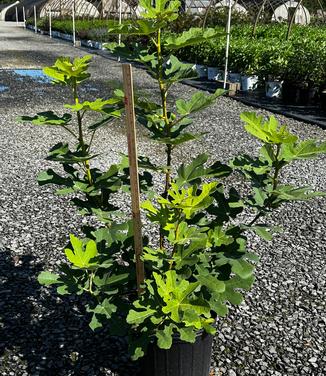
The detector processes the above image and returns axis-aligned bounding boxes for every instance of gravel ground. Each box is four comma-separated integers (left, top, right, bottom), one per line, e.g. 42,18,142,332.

0,22,325,376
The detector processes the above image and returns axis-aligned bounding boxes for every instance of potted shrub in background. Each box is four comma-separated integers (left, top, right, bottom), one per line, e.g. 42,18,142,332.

260,41,293,98
228,39,249,86
204,40,224,81
283,39,325,105
21,2,326,376
236,40,262,92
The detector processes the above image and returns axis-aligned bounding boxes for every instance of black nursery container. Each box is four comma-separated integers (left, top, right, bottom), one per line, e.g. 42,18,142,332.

282,81,318,105
139,330,214,376
320,90,326,112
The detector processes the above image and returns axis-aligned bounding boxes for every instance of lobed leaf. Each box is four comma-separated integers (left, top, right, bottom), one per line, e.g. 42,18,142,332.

241,112,298,144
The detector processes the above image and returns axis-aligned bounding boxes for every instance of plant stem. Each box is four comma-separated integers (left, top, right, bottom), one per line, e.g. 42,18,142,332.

72,79,93,185
169,216,181,270
87,129,96,153
157,28,172,197
89,271,94,294
156,27,173,249
247,144,281,226
272,144,281,191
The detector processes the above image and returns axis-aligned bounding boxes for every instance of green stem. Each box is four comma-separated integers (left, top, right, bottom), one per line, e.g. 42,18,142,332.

156,27,173,250
87,129,96,153
169,215,181,270
61,124,78,139
247,144,282,226
157,28,172,197
72,79,93,185
272,144,281,191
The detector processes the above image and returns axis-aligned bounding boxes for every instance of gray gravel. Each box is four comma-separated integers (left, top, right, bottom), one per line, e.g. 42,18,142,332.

0,22,326,376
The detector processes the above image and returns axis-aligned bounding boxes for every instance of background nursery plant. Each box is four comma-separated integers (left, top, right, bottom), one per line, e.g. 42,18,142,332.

20,1,326,375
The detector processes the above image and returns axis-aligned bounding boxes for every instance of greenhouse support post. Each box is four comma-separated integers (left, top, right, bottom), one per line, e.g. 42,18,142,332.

223,0,232,89
286,0,304,40
118,0,122,46
118,0,122,62
49,7,52,38
34,6,37,33
22,6,26,28
72,1,76,46
122,63,145,296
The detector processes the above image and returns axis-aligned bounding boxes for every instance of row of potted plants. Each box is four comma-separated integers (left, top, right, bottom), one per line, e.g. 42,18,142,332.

27,16,326,105
179,31,326,105
21,3,326,374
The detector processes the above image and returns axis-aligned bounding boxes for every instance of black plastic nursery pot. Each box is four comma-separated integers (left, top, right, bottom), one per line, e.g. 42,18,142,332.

138,330,214,376
320,90,326,112
282,81,318,105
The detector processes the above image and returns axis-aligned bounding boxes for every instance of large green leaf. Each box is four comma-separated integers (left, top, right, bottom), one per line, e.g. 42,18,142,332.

229,259,255,279
65,236,98,268
156,324,174,349
127,307,157,325
87,298,117,330
175,154,232,187
196,273,225,294
43,55,91,85
164,28,221,50
38,271,60,285
163,55,197,85
167,221,208,246
240,112,298,144
273,185,326,201
37,169,73,188
18,111,72,126
280,140,326,161
47,142,98,163
178,327,196,342
209,226,234,247
139,0,180,21
163,182,218,219
107,19,164,36
176,90,224,116
65,98,120,112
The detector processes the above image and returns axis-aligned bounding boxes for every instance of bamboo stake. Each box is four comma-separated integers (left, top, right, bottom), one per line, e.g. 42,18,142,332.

122,64,145,295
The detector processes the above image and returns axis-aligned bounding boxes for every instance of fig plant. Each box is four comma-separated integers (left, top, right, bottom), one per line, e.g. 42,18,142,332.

19,55,153,223
22,0,326,367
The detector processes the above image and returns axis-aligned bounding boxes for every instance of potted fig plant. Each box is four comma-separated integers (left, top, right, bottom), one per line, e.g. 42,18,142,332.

21,2,326,376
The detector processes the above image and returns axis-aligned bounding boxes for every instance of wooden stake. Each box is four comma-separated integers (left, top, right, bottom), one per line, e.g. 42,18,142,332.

122,64,145,295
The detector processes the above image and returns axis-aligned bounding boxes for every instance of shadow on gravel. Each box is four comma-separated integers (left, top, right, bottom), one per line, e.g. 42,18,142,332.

0,250,138,376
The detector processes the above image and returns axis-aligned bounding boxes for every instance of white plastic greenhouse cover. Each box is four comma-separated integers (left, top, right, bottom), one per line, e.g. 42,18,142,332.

102,0,141,17
215,0,247,14
39,0,100,18
272,1,311,24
